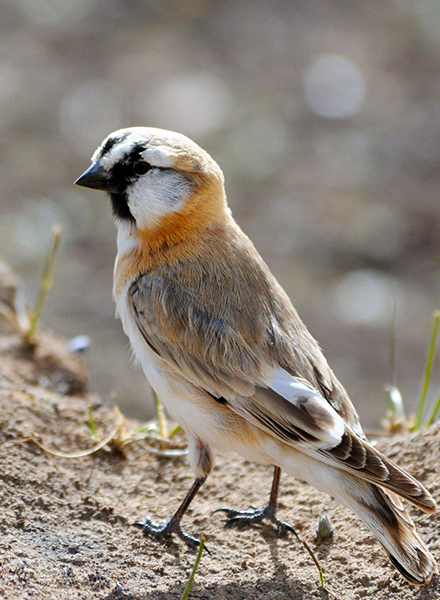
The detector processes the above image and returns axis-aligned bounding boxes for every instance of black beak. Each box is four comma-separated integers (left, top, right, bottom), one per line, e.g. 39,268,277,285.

74,161,112,191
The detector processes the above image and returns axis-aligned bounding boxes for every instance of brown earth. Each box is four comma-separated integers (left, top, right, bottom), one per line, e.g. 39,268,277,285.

0,268,439,600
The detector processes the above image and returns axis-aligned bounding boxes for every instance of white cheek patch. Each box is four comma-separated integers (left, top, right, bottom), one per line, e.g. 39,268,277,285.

127,169,193,229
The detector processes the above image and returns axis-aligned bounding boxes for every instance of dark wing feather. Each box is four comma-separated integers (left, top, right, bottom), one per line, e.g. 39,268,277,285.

232,383,435,512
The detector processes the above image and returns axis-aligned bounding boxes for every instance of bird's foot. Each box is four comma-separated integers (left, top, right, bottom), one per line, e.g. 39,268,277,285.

211,503,295,535
133,515,203,550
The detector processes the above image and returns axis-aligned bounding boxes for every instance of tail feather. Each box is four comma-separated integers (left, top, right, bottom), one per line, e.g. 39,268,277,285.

320,429,437,514
279,437,437,583
340,479,437,585
370,449,436,515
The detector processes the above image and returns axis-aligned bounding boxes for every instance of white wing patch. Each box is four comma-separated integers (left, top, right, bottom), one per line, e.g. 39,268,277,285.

268,366,345,448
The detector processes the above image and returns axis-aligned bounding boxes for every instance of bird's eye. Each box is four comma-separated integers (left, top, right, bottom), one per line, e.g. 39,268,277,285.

133,161,151,175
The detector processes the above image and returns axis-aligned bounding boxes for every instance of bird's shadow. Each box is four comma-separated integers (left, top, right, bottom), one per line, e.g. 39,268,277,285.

105,575,326,600
151,578,323,600
128,521,330,599
124,519,440,600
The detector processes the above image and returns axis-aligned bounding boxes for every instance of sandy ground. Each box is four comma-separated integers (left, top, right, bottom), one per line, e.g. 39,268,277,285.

0,273,439,600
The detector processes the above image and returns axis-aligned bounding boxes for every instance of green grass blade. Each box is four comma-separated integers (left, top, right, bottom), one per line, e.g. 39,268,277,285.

168,424,182,438
414,311,440,430
180,536,205,600
87,406,98,442
426,387,440,427
26,224,62,341
153,389,168,439
292,529,324,588
389,300,398,388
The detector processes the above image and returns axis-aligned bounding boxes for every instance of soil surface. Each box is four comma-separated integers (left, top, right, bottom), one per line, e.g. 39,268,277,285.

0,269,439,600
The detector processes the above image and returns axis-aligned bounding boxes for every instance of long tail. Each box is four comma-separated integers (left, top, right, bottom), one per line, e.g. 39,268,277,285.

335,476,437,585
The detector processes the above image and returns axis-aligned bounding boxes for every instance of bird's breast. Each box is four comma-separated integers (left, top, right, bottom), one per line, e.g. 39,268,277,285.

114,279,167,392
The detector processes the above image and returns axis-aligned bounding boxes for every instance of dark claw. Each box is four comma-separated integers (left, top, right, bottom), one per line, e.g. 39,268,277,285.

211,505,296,536
133,515,209,552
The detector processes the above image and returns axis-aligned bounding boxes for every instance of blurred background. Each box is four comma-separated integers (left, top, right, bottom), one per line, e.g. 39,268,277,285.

1,0,440,428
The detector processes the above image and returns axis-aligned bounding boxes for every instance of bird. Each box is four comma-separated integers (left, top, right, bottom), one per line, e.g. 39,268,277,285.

75,126,437,585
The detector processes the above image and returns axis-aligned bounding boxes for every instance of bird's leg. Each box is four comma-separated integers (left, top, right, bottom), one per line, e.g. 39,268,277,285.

134,439,212,550
212,466,295,535
133,476,206,549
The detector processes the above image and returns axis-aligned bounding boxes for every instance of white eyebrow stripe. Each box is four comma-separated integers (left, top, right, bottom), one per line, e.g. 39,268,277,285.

93,135,176,172
140,147,175,168
98,139,142,169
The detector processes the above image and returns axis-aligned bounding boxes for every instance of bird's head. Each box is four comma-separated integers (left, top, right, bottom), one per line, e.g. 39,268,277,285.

75,127,227,233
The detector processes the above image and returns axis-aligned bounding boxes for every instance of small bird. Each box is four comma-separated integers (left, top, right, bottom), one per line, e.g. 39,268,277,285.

75,127,437,585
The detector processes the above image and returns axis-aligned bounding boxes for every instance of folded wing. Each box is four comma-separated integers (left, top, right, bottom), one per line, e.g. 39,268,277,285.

234,366,435,513
129,273,436,514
